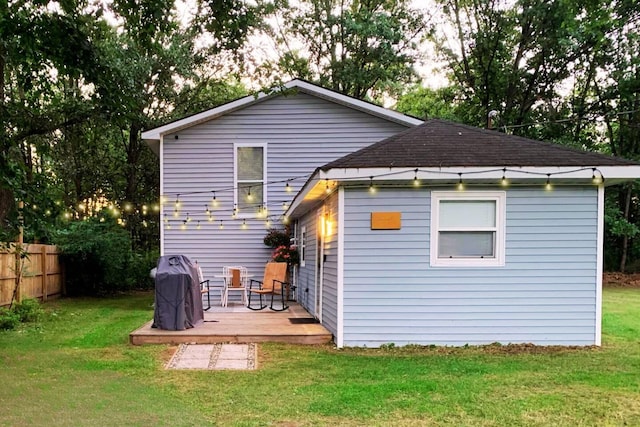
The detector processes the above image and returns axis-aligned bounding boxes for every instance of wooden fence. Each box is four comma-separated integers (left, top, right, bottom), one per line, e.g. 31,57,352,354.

0,244,63,306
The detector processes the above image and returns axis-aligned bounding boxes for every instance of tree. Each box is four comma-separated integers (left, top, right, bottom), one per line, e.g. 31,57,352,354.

267,0,430,101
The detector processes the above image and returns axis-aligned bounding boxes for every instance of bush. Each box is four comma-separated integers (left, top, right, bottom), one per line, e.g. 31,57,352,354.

0,307,20,330
126,249,159,290
53,217,135,296
12,298,44,322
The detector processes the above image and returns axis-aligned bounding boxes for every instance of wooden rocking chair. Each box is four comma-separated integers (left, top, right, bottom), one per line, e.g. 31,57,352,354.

247,262,289,311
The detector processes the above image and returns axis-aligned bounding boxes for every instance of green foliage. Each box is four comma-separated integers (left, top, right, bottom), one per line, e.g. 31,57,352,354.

0,307,20,330
52,217,135,295
263,228,291,248
270,0,429,101
126,249,159,291
395,86,461,121
11,298,44,323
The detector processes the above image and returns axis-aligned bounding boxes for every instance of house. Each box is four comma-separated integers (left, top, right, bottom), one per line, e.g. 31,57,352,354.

141,80,422,304
287,119,640,348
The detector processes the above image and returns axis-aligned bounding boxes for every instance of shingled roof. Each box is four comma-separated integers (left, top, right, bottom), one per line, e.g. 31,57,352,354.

321,119,637,170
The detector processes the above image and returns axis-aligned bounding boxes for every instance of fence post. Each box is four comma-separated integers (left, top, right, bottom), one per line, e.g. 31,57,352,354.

41,245,48,301
14,201,24,303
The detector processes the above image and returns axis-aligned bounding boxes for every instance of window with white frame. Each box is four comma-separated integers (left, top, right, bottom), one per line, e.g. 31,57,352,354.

235,144,266,214
430,191,506,267
300,225,307,267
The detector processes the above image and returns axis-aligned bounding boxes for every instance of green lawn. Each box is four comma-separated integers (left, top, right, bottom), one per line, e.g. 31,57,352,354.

1,289,639,426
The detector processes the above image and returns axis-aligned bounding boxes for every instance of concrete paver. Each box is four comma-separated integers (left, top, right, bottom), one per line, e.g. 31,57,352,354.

166,343,256,370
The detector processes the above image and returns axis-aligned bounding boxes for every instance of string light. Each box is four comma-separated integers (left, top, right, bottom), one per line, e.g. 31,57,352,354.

219,220,224,229
285,182,292,193
181,220,187,230
241,219,248,229
325,179,331,194
196,220,201,230
545,174,552,191
413,169,420,187
247,187,253,201
501,168,508,187
369,176,376,194
211,192,218,207
457,173,464,191
175,195,181,209
265,219,271,228
592,168,604,185
282,201,288,210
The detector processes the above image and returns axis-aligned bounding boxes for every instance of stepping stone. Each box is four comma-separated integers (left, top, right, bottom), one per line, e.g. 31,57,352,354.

165,343,257,370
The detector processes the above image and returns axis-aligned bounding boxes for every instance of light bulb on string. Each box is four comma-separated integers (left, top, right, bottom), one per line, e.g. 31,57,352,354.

369,176,376,194
196,220,201,230
185,213,191,223
285,182,292,193
164,213,168,223
282,201,288,210
413,169,420,187
246,187,253,201
232,204,238,218
175,195,181,209
457,173,464,191
592,168,604,185
325,179,331,194
501,168,508,187
241,219,248,230
180,220,187,231
265,219,271,228
545,174,552,191
211,191,218,207
219,220,224,230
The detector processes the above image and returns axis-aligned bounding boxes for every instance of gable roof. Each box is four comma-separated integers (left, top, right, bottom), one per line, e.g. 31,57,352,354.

322,119,638,170
141,79,423,154
286,119,640,219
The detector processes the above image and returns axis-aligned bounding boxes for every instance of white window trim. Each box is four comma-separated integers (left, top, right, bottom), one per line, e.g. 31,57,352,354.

300,225,307,267
430,191,506,267
233,142,268,218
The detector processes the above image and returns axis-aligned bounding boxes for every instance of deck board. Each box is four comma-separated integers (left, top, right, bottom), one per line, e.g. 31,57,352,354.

129,303,333,346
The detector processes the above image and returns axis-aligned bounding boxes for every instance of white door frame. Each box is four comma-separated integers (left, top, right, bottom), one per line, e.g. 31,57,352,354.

314,209,324,322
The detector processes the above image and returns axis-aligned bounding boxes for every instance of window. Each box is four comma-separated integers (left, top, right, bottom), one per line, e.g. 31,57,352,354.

235,144,266,215
300,226,307,267
430,191,506,267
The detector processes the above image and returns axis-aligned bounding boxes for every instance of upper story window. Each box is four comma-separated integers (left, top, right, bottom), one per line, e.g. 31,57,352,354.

235,143,267,215
430,191,506,267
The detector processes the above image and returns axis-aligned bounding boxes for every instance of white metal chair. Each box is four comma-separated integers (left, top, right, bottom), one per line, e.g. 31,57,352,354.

196,262,223,311
222,266,248,307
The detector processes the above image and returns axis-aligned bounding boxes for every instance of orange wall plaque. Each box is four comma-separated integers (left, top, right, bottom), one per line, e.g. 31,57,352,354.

371,212,401,230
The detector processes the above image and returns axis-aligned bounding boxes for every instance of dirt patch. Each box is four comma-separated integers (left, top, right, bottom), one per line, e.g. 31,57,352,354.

603,273,640,288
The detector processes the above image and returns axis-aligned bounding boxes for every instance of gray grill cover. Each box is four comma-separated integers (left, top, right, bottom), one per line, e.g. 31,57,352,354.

152,255,204,330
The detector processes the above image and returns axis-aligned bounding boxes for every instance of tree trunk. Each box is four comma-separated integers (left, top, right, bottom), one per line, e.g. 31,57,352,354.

620,184,633,272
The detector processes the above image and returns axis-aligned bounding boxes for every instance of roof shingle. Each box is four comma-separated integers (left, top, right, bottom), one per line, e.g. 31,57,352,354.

321,119,638,170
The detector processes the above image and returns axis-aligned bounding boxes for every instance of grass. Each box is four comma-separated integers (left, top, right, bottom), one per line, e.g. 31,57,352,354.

0,289,639,426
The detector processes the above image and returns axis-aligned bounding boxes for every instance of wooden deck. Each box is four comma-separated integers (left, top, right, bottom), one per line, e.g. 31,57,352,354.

129,303,333,346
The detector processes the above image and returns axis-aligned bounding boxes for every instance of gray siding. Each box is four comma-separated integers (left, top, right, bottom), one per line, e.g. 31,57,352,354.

162,93,408,303
342,186,598,347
